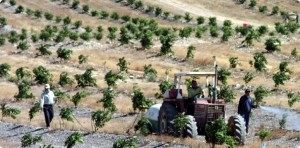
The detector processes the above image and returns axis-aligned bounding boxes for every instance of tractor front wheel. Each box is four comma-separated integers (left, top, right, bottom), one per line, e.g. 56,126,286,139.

228,115,246,145
183,115,198,138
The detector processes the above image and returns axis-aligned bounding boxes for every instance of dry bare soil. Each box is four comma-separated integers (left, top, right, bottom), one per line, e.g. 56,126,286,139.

0,0,300,147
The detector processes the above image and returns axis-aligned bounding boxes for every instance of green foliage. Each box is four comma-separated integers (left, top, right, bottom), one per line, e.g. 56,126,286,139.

98,88,117,112
254,85,270,106
287,92,300,107
71,91,89,108
179,27,193,38
0,63,11,77
134,0,143,9
29,102,41,121
258,129,270,141
0,16,7,28
57,47,73,61
91,10,99,17
243,72,255,86
218,85,235,103
209,17,217,26
131,86,153,112
80,32,92,41
62,0,69,5
8,30,19,44
34,10,42,18
74,20,82,29
107,27,118,41
63,16,72,26
1,103,21,120
17,41,30,51
259,5,268,13
31,34,38,43
286,22,299,33
163,11,170,19
36,44,51,56
159,28,176,55
222,26,233,41
60,107,74,122
159,80,173,95
58,72,73,87
127,0,136,5
112,137,138,148
16,67,31,80
205,118,237,147
154,7,162,16
134,116,152,135
53,89,70,103
117,57,129,73
71,0,80,9
229,57,238,68
104,70,125,88
253,52,267,72
186,45,196,60
20,29,29,41
82,4,89,13
210,26,219,37
16,5,25,13
265,38,281,53
55,16,62,23
241,30,260,47
21,133,42,148
44,12,54,21
78,55,88,64
174,113,188,137
9,0,16,6
173,14,182,21
195,26,207,38
235,25,253,36
33,66,52,84
272,6,280,15
197,16,205,25
184,12,193,23
75,68,97,87
91,110,111,131
118,27,132,45
236,0,246,4
223,20,232,27
257,25,269,35
111,12,120,21
249,0,257,8
143,64,157,82
275,22,289,35
279,114,287,129
272,71,290,88
291,48,298,58
15,81,35,100
140,30,153,50
0,34,6,46
121,15,131,22
100,10,109,19
217,68,231,85
64,132,83,148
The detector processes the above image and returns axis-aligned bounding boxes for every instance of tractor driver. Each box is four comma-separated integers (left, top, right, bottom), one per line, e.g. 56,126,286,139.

188,80,204,100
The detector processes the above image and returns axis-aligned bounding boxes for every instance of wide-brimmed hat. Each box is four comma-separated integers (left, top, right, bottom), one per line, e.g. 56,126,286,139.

45,84,50,89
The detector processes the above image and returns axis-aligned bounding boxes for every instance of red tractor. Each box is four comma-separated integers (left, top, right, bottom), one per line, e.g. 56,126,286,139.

156,65,246,144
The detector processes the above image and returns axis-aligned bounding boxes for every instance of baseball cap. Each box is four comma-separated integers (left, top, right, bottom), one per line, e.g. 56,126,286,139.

245,89,251,93
45,84,50,89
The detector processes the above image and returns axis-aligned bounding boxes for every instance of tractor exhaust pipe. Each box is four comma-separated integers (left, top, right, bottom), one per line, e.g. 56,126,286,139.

213,64,218,103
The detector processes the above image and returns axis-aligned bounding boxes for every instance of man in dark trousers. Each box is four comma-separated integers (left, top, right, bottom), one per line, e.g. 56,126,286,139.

40,84,56,128
238,89,256,134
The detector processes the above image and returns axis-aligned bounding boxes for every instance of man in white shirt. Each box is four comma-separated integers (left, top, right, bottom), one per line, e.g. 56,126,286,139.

40,84,56,128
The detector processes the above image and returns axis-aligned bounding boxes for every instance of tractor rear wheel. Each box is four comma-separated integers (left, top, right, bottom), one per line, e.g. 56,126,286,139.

183,115,198,138
158,103,177,135
228,115,246,145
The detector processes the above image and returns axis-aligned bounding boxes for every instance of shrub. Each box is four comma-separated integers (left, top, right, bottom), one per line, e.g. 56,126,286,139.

34,10,42,18
174,113,188,137
16,67,31,80
265,38,281,53
111,12,120,21
55,16,62,23
74,20,82,29
78,55,88,64
36,44,51,56
254,85,270,106
134,116,152,135
259,6,268,13
131,86,153,112
229,57,238,68
98,88,117,112
91,10,99,17
64,132,83,148
154,7,162,16
0,17,7,28
29,102,41,121
208,17,217,26
21,133,42,147
291,48,298,58
210,26,219,37
71,91,89,108
57,48,73,61
205,118,237,147
140,30,153,50
257,25,269,35
279,114,287,129
243,72,255,86
258,129,270,141
15,5,25,13
197,16,205,25
107,27,118,41
63,16,72,26
273,71,290,88
186,45,196,60
17,41,30,51
9,0,16,6
0,34,5,46
33,66,52,84
272,6,279,15
179,27,193,38
74,68,97,87
159,28,176,55
82,4,89,13
104,70,125,88
117,57,129,73
71,0,80,9
218,85,235,103
59,72,73,87
143,64,157,81
253,52,267,72
1,103,21,120
100,10,109,19
91,110,111,131
112,137,137,148
44,12,54,21
60,107,74,122
184,12,193,23
15,81,35,101
287,92,300,107
249,0,256,8
217,68,231,85
0,63,11,77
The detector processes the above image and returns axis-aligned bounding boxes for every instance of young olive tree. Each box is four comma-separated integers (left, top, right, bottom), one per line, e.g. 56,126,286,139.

131,85,153,112
74,68,97,87
243,72,255,86
254,85,270,106
217,68,231,85
57,47,73,61
1,103,21,120
253,52,267,72
229,57,239,68
186,45,196,60
64,132,83,148
91,110,111,132
15,81,35,101
265,38,281,53
59,72,73,87
33,66,52,84
0,63,11,77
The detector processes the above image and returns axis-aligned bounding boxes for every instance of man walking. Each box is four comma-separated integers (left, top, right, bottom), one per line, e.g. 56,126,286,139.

40,84,56,128
238,89,256,134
